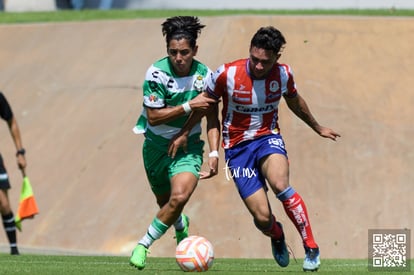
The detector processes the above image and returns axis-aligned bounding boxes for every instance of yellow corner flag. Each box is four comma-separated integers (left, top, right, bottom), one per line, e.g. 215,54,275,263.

15,175,39,231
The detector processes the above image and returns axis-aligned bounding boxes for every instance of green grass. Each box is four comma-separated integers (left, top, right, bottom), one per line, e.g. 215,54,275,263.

1,7,412,275
0,8,413,24
0,254,412,274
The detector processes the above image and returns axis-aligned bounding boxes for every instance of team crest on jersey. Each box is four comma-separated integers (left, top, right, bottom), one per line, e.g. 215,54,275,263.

193,75,204,92
269,80,279,92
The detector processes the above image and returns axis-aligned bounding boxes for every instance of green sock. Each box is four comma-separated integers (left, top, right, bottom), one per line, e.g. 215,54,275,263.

139,217,169,248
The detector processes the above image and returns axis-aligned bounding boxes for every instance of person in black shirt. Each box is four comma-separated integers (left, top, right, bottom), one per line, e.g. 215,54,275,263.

0,92,26,255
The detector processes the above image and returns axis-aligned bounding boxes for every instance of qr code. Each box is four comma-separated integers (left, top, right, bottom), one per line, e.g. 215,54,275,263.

368,229,411,272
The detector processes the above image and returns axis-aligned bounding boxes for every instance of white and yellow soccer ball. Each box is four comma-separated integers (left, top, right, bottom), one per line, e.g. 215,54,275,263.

176,235,214,272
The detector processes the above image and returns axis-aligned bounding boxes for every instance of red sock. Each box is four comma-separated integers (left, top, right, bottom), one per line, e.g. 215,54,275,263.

282,191,318,248
255,215,283,240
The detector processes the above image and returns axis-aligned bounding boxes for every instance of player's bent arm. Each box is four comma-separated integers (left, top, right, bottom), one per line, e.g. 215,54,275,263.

284,94,341,141
204,102,220,178
168,93,217,158
146,93,217,126
146,104,189,126
206,102,220,153
176,92,216,136
284,94,321,133
167,111,206,158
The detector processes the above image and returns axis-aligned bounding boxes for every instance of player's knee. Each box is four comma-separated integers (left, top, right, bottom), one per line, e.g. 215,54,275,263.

253,212,272,228
169,193,190,210
271,180,290,194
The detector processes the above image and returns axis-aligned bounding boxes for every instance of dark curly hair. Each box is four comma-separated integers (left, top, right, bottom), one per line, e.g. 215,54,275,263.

161,16,205,49
250,26,286,54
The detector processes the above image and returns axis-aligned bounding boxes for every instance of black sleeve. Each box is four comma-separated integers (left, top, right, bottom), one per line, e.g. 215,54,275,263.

0,92,14,121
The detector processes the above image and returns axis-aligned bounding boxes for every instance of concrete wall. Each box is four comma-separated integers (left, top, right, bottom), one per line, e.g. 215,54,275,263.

0,16,413,260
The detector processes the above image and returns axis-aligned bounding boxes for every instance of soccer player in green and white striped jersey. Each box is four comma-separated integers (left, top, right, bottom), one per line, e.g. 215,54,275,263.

130,16,219,270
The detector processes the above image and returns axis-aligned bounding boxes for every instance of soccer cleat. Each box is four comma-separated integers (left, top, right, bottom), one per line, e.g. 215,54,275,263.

175,214,190,245
129,244,148,270
11,247,20,255
303,246,320,272
271,222,289,267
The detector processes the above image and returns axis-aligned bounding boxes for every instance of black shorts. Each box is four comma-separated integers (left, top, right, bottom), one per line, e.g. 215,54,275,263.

0,154,11,189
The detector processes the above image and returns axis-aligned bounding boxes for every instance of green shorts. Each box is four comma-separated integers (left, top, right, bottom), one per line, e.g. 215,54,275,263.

142,138,204,195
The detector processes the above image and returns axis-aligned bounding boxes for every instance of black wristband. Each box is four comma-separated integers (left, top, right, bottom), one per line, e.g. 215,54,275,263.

16,148,26,156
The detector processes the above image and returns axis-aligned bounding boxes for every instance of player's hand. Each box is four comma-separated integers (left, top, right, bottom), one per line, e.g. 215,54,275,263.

317,126,341,141
199,156,218,179
168,133,188,159
16,154,27,170
189,93,218,112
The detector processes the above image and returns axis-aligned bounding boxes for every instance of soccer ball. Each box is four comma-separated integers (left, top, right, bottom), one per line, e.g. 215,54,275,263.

176,235,214,272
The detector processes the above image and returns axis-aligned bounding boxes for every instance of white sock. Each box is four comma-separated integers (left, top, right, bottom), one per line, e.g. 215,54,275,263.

174,214,184,231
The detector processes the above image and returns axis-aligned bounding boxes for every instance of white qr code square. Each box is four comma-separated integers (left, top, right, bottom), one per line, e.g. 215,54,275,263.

369,229,411,272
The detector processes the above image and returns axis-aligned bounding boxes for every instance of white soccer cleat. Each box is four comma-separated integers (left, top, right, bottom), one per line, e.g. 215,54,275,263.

303,246,320,272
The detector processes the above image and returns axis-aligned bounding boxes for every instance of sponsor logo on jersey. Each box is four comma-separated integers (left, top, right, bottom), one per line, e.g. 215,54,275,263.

149,94,158,102
235,104,276,113
233,90,252,104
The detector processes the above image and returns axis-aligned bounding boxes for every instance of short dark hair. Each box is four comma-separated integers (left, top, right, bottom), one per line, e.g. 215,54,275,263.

250,26,286,54
161,16,205,49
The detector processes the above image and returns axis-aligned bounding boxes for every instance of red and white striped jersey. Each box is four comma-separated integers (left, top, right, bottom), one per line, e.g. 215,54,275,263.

207,58,298,149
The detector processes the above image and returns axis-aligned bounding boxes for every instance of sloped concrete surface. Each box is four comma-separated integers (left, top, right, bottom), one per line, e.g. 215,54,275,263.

0,16,413,259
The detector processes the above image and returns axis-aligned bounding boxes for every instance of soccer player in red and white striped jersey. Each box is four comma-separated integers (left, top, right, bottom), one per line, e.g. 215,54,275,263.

170,26,340,272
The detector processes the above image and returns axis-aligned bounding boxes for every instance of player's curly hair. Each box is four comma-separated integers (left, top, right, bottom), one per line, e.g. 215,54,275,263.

250,26,286,54
161,16,205,49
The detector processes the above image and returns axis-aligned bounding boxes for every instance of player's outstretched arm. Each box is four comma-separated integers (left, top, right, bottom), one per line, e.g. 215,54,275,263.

284,94,341,141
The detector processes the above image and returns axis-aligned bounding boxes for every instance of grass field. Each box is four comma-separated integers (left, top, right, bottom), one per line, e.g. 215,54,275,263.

0,8,413,24
1,7,412,275
1,253,412,274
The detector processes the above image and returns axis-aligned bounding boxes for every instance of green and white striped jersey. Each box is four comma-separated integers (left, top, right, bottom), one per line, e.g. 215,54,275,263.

133,57,212,146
